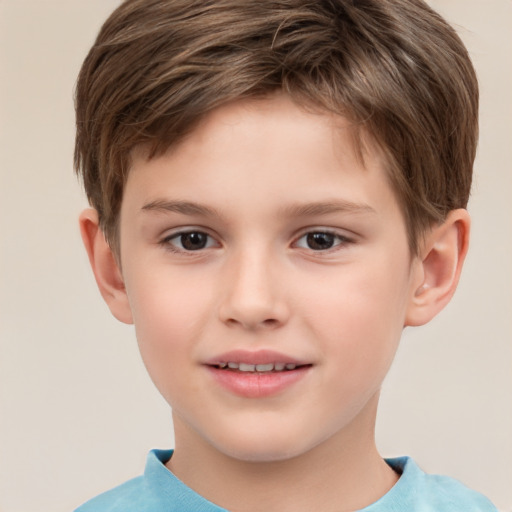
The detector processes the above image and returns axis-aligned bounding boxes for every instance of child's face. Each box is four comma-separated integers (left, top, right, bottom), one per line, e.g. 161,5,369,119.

117,94,423,462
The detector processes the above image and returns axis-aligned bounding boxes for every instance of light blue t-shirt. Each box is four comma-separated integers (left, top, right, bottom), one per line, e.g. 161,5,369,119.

75,449,497,511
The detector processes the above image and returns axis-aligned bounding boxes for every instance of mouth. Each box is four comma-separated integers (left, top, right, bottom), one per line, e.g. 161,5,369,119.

211,361,311,373
205,350,312,398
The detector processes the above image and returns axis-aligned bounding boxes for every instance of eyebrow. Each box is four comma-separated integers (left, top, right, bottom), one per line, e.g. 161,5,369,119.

141,198,376,219
280,200,376,217
141,199,221,217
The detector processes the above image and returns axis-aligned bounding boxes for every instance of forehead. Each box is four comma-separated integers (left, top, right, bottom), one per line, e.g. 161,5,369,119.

123,94,398,222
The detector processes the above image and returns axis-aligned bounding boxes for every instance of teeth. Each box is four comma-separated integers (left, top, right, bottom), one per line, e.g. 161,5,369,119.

217,362,300,372
255,363,274,372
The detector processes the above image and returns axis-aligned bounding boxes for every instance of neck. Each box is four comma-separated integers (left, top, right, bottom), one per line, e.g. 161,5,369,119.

167,393,398,512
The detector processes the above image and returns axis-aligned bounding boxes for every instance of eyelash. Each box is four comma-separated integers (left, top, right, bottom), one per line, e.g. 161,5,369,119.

293,230,353,252
160,230,218,254
159,229,354,254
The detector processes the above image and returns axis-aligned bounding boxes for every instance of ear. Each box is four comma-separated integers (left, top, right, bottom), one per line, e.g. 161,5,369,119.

79,208,133,324
405,209,470,327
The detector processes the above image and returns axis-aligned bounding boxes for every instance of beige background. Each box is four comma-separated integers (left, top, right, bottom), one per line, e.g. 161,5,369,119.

0,1,511,511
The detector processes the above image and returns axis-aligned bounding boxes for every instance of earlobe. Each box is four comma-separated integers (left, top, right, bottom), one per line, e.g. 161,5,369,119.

79,208,133,324
405,209,470,327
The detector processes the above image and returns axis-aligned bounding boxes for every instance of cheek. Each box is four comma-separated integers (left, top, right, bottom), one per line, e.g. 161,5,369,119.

125,272,213,392
306,259,411,382
128,265,211,333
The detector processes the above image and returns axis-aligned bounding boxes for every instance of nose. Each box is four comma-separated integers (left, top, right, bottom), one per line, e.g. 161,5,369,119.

218,249,290,331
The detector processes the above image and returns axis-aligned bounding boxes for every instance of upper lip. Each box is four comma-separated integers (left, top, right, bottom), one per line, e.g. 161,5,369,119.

204,349,310,366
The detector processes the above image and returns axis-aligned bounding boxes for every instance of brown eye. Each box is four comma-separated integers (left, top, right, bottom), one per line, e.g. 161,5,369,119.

180,232,208,250
166,231,216,251
306,232,336,250
295,231,351,252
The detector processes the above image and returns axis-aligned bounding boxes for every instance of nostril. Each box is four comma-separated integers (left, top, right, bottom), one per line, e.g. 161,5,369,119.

224,317,280,330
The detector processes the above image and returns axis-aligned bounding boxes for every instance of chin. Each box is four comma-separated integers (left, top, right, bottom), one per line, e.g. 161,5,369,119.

224,447,302,464
210,428,317,464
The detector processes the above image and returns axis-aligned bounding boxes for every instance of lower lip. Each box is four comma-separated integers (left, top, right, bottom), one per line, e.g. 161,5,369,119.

206,366,311,398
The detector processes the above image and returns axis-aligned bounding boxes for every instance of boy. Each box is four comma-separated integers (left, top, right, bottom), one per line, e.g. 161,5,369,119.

73,0,497,510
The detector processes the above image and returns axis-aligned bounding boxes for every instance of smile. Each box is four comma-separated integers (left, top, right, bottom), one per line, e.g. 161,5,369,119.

205,351,312,398
214,362,303,372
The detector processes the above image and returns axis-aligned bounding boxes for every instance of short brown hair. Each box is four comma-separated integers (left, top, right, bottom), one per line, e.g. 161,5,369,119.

74,0,478,254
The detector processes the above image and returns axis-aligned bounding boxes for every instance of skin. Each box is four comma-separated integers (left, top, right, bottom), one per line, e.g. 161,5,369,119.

81,94,470,512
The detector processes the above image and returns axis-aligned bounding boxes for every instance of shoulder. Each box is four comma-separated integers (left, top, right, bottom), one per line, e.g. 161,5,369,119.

369,457,498,512
74,476,149,512
419,473,497,512
74,449,227,512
